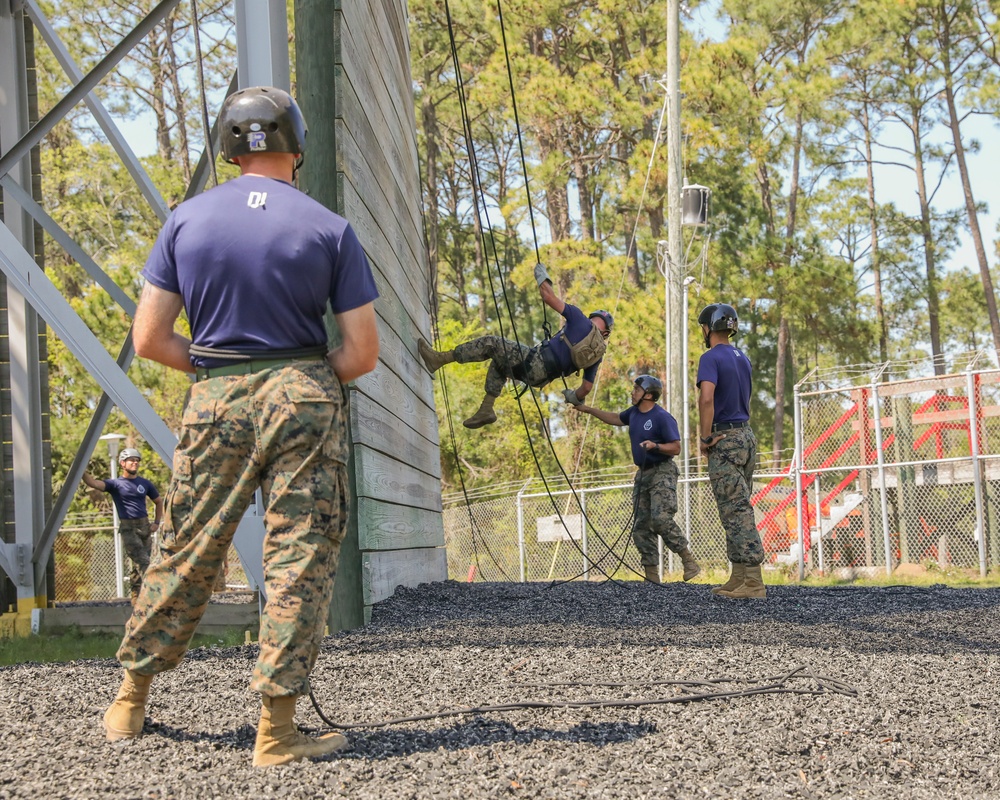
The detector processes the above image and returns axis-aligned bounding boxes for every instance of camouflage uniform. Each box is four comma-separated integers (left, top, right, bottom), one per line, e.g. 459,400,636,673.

454,336,551,396
117,518,152,601
118,360,347,698
631,459,686,566
707,426,764,565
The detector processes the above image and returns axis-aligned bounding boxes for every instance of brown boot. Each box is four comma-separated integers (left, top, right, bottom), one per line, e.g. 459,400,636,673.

643,565,660,584
679,548,701,581
253,695,349,768
711,563,745,595
716,564,767,599
463,394,498,429
103,670,153,741
418,340,455,373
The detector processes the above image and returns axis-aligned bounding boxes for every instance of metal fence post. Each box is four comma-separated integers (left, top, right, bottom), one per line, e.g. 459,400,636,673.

966,366,988,578
814,476,823,575
871,376,893,575
517,481,527,583
794,380,805,580
581,488,589,581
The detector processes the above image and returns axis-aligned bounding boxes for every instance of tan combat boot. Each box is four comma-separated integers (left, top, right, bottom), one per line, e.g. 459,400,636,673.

463,394,498,429
643,565,660,584
103,669,154,741
710,563,745,595
418,340,455,373
716,564,767,599
679,548,701,581
253,695,349,768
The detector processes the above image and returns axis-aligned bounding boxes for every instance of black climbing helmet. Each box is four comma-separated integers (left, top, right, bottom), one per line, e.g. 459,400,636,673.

697,303,739,335
219,87,308,164
634,374,662,402
588,310,614,336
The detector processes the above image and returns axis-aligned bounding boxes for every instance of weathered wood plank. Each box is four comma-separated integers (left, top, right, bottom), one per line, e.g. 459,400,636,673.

354,444,442,512
351,392,440,477
334,109,425,310
334,62,422,261
370,305,434,406
334,16,427,303
353,343,436,445
338,2,417,184
357,497,444,551
339,170,429,337
362,547,448,606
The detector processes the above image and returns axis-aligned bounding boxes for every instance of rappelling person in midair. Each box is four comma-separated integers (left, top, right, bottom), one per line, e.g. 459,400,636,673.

418,262,613,428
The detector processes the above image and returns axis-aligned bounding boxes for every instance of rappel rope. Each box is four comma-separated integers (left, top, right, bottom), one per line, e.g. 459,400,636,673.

441,0,685,585
308,665,857,733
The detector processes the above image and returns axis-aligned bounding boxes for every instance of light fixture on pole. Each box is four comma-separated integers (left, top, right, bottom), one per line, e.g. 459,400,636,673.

100,432,127,599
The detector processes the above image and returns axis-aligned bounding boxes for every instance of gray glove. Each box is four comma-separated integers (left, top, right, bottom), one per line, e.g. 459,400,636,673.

534,262,550,286
563,388,582,406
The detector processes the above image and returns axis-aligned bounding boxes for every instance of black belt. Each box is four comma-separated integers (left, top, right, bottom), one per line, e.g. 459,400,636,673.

195,355,325,381
712,420,749,432
538,343,563,379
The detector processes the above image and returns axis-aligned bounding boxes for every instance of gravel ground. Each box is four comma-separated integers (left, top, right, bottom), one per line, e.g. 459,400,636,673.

2,580,999,799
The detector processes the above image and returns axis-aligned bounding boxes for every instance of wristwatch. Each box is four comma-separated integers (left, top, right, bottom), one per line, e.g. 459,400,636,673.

701,435,714,444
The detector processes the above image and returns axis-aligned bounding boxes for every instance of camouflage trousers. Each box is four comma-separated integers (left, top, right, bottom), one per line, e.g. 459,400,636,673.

118,517,152,600
454,335,551,396
631,459,687,566
118,360,348,698
707,426,764,565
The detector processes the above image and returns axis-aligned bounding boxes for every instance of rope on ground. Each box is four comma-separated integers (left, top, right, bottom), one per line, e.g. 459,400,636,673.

307,665,858,732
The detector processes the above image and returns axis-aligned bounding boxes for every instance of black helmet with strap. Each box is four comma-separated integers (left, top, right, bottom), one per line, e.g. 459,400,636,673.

219,87,308,164
697,303,739,335
634,374,662,402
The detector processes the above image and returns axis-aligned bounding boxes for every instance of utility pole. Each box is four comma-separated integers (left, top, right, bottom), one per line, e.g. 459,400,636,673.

665,0,683,436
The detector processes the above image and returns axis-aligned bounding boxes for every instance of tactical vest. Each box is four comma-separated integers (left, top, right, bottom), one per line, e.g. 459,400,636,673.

559,325,607,371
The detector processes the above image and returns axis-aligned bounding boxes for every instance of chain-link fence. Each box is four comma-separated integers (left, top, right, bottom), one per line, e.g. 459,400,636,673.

53,513,251,602
445,351,1000,581
444,465,792,582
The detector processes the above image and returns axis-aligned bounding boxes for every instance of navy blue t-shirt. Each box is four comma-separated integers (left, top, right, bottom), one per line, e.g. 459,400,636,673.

103,477,159,520
619,404,680,467
143,175,379,368
696,344,752,423
545,304,602,382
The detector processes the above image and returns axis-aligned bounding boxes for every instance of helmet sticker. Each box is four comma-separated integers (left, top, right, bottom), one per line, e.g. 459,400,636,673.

248,131,267,151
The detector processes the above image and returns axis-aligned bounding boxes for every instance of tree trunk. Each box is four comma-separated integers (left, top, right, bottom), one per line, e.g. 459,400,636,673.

938,4,1000,358
862,101,888,365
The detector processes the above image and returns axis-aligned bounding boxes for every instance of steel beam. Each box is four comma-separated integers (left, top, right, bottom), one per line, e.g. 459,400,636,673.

23,0,169,222
0,223,177,462
0,0,181,181
235,0,290,91
0,176,135,314
1,1,47,602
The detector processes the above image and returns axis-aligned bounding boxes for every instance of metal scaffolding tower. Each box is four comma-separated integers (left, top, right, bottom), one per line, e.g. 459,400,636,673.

0,0,289,622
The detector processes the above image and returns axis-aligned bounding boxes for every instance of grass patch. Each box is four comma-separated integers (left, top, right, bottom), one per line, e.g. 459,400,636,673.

0,627,251,667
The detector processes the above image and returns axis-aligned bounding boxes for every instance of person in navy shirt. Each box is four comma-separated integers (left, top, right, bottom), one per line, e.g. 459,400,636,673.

83,447,162,604
573,374,700,583
696,302,765,599
102,87,379,767
418,262,613,429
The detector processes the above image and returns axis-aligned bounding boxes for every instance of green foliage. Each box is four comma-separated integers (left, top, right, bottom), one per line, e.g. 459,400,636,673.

0,628,249,667
411,0,1000,490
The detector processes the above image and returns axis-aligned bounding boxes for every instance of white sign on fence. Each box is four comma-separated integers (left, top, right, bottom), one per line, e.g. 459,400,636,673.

536,514,584,543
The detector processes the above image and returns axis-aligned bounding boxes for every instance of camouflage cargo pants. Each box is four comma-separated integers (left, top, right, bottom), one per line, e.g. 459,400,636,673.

631,459,687,566
454,335,551,396
118,517,152,600
707,426,764,565
118,360,348,698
